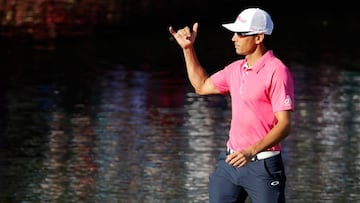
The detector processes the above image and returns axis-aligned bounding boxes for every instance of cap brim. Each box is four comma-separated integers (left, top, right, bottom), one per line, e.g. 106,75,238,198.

222,23,271,35
222,23,251,33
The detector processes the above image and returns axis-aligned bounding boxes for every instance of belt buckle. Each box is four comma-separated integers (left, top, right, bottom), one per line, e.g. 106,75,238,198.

251,156,258,162
226,148,232,155
226,148,236,155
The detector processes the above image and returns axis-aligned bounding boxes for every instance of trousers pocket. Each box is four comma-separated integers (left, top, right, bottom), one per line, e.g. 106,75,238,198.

263,156,286,182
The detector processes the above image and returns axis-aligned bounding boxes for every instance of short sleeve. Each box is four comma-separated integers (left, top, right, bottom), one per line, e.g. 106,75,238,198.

270,67,294,112
210,69,230,94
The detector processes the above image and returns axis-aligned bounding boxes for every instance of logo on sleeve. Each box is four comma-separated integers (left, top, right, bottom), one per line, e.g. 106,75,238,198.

284,95,292,106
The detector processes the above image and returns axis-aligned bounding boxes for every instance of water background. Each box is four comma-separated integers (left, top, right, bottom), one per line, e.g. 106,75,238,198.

0,23,360,203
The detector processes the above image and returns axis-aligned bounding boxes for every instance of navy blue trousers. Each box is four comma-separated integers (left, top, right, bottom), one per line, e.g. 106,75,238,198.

208,151,286,203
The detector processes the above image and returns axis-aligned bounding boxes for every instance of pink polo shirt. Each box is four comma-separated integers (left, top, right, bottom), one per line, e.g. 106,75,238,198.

210,50,294,151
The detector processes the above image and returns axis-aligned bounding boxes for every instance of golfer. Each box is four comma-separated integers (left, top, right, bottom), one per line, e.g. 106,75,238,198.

169,7,294,203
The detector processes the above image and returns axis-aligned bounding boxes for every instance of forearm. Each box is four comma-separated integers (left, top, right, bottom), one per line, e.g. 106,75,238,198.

169,23,218,95
183,47,210,94
250,111,292,155
227,120,291,167
252,122,291,154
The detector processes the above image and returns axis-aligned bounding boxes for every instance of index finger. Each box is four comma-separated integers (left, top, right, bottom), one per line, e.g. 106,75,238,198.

225,151,237,163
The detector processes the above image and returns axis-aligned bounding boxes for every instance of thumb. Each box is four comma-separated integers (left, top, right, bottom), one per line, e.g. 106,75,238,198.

169,26,176,35
192,22,199,33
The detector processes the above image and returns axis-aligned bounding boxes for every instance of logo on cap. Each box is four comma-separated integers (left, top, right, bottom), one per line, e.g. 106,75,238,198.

236,15,247,23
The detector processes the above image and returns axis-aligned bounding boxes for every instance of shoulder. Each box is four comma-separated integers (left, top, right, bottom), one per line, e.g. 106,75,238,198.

258,54,293,84
224,59,245,72
263,54,291,76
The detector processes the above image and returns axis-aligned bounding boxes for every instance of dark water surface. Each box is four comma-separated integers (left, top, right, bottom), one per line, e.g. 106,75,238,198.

0,38,359,203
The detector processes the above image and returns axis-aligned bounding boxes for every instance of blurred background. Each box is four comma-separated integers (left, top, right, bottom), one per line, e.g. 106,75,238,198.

0,0,359,203
0,0,359,63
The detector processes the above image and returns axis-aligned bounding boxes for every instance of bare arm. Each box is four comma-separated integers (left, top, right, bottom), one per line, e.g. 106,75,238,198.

250,110,292,154
169,23,219,95
226,110,292,167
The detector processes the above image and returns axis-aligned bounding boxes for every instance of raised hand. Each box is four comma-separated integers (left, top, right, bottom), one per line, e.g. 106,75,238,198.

169,23,198,49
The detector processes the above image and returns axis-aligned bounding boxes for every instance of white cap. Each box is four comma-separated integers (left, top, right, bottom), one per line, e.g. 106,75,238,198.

222,8,274,35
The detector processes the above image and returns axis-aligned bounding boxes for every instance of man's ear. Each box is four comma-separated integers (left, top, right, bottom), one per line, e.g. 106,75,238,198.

255,34,264,44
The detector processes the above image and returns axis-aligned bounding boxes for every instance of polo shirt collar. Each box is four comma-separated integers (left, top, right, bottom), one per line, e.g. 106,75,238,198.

244,50,274,73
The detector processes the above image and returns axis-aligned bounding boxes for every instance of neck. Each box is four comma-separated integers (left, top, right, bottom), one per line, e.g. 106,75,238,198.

246,46,268,66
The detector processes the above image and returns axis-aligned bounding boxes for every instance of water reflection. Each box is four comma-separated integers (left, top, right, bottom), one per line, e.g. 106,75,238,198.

285,63,360,202
182,92,230,202
0,57,359,202
94,66,191,202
